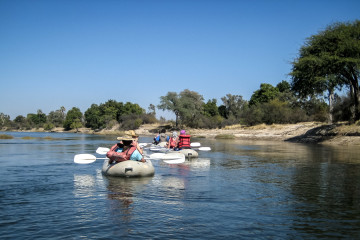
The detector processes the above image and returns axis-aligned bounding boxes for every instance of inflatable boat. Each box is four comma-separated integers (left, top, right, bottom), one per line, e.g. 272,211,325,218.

102,159,155,177
178,148,198,159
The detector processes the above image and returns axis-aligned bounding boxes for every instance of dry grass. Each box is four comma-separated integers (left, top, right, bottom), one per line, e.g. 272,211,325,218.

331,124,360,135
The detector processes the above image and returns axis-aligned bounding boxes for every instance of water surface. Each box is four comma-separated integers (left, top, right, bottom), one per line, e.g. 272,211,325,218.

0,132,359,239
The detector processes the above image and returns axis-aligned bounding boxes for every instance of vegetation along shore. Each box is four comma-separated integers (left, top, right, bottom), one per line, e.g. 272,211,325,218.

2,122,360,146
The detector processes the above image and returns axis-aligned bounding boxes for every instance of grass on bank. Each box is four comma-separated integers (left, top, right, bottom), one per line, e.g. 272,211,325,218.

0,134,14,139
215,134,235,139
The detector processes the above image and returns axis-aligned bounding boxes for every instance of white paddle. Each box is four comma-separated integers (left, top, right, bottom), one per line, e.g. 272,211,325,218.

75,152,185,164
74,154,107,164
96,147,110,155
190,142,201,147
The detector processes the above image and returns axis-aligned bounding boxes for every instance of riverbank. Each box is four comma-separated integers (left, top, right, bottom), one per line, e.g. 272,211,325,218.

2,122,360,145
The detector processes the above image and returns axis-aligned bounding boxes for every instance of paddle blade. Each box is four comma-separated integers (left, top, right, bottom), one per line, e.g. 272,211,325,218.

162,153,185,164
96,147,110,155
74,154,97,164
149,153,166,159
198,147,211,151
191,142,201,147
139,143,150,148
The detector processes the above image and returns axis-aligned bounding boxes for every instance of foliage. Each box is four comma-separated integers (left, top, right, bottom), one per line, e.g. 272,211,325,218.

249,83,280,106
0,113,11,128
63,107,83,131
290,20,360,121
47,107,65,127
178,89,204,127
84,100,145,130
158,89,204,127
332,94,353,122
203,99,219,117
220,94,247,120
43,123,55,131
157,91,181,126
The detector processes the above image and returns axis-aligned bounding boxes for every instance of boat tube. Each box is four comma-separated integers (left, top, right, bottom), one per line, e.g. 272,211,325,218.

179,149,198,159
102,159,155,177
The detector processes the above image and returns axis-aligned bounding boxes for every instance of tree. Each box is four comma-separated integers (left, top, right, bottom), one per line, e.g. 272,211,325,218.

158,89,204,127
219,94,247,122
48,107,66,127
63,107,83,130
0,113,10,128
36,109,47,125
290,20,360,121
178,89,204,127
148,104,156,115
84,104,102,130
249,83,279,106
158,92,181,127
203,99,219,117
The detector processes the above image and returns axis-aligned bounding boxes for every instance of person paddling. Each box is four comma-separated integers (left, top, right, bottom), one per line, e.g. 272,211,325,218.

107,131,145,164
167,131,178,149
177,129,191,149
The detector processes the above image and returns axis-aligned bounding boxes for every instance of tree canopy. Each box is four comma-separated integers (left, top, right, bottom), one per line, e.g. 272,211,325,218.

290,20,360,121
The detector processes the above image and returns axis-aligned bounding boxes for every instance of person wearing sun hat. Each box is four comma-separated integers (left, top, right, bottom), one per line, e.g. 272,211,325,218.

107,130,145,163
123,130,143,154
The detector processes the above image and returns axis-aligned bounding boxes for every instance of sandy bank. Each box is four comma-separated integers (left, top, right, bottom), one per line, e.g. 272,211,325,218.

3,122,360,145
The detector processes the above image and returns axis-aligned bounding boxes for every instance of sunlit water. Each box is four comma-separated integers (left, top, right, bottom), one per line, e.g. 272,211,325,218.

0,131,360,239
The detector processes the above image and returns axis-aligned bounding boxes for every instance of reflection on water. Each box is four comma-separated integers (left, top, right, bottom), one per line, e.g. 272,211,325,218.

106,176,152,223
183,158,211,170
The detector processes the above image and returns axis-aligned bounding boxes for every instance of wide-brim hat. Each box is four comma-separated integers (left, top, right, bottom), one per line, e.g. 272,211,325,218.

125,130,138,138
117,135,133,141
117,130,138,141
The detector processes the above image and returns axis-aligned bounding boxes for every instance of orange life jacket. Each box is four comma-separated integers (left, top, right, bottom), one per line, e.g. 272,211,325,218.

169,137,177,148
178,135,191,149
106,144,137,163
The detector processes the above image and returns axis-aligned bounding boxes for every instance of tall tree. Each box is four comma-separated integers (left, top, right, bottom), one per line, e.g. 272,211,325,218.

158,90,204,127
158,92,181,127
290,20,360,121
178,89,204,127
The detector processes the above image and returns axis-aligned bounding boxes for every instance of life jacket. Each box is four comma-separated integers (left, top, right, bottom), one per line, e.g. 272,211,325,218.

106,144,137,163
169,137,177,148
154,135,160,144
178,135,191,149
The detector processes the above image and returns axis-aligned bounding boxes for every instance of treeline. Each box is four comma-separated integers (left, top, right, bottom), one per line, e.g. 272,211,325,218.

157,83,349,129
0,101,157,132
0,81,352,131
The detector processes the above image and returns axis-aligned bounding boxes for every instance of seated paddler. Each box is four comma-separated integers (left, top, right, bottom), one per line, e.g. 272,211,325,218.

177,129,191,149
106,132,145,164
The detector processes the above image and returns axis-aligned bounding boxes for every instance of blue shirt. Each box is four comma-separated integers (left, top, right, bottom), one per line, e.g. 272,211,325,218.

116,147,142,161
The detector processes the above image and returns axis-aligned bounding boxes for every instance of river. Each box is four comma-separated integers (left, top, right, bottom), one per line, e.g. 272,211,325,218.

0,131,359,239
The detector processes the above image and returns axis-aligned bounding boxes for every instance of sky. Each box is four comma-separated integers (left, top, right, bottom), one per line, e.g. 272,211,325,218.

1,0,359,120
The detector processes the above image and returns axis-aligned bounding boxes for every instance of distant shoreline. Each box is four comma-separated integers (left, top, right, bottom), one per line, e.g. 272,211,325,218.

2,122,360,145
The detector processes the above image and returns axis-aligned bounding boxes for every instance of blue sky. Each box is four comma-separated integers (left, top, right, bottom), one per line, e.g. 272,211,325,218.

1,0,359,120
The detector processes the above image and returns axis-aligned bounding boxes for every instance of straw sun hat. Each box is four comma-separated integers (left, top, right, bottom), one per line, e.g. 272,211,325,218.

117,130,138,141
